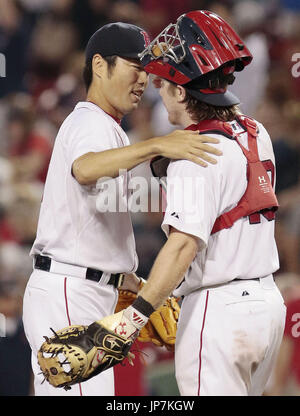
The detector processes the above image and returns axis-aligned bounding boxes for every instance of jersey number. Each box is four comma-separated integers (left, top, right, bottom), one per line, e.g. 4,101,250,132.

248,160,276,224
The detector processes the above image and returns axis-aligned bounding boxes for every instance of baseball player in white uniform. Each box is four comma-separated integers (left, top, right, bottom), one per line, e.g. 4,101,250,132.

113,11,286,396
22,22,221,396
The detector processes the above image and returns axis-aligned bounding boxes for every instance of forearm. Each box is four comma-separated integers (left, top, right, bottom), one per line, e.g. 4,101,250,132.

72,138,162,185
138,230,198,309
104,231,198,341
72,130,222,185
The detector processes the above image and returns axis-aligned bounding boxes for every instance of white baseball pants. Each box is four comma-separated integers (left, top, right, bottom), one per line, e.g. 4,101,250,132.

175,275,286,396
22,269,118,396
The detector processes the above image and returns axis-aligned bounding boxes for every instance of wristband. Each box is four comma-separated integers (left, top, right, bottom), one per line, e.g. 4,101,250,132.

132,296,155,318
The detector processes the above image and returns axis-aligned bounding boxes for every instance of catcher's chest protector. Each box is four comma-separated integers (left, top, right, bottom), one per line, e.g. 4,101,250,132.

186,115,279,234
150,115,279,234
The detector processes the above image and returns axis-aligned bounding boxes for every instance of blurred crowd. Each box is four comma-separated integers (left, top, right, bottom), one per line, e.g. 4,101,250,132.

0,0,299,396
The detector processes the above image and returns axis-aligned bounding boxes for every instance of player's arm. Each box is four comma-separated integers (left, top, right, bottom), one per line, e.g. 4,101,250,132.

138,227,199,309
137,159,217,309
72,131,222,185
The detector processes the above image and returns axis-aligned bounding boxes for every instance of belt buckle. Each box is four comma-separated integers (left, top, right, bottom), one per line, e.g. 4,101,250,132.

35,255,51,272
115,273,125,288
109,273,125,288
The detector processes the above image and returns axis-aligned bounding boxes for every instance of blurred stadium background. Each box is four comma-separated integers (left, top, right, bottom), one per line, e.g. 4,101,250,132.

0,0,299,396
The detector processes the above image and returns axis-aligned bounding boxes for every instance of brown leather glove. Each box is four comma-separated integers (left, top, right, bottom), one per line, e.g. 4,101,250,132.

115,288,180,351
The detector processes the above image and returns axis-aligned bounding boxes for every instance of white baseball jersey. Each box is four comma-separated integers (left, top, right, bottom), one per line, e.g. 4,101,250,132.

162,119,279,297
30,101,138,274
24,101,137,396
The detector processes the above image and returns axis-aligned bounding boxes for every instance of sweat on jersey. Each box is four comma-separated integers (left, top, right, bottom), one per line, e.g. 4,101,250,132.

30,102,138,274
161,119,279,297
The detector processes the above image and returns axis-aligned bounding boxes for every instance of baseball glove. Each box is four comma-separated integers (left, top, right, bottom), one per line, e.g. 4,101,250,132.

37,313,134,391
115,290,181,351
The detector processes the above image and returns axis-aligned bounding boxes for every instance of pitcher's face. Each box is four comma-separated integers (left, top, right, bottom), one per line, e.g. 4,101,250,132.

100,57,149,118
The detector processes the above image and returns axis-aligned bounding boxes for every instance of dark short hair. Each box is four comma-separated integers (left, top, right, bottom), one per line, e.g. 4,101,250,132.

82,55,118,92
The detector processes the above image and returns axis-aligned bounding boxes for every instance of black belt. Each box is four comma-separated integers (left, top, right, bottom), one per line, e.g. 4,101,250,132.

233,278,259,281
34,255,124,288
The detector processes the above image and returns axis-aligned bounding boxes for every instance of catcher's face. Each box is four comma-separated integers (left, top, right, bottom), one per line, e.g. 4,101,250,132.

93,56,149,118
154,77,183,126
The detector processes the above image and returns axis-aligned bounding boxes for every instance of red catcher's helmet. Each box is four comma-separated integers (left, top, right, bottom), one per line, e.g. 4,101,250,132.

139,10,253,106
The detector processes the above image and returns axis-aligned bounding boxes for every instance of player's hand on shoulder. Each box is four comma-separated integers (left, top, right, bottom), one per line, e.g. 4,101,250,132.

157,130,223,167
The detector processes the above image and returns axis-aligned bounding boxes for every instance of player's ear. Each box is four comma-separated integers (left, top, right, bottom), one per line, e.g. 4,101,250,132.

92,54,106,79
176,85,187,103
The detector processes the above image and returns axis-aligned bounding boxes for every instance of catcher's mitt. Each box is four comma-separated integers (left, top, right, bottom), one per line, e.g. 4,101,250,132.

116,290,180,351
37,315,133,390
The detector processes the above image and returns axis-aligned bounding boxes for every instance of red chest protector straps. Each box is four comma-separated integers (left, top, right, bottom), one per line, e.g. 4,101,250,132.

187,115,279,234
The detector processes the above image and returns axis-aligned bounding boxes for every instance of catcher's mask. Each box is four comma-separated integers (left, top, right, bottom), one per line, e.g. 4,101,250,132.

139,10,253,106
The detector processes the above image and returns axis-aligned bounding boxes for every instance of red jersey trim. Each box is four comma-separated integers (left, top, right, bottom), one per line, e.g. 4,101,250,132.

198,290,209,396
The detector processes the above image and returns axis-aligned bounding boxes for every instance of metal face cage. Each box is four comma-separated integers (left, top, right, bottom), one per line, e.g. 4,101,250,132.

139,16,187,64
